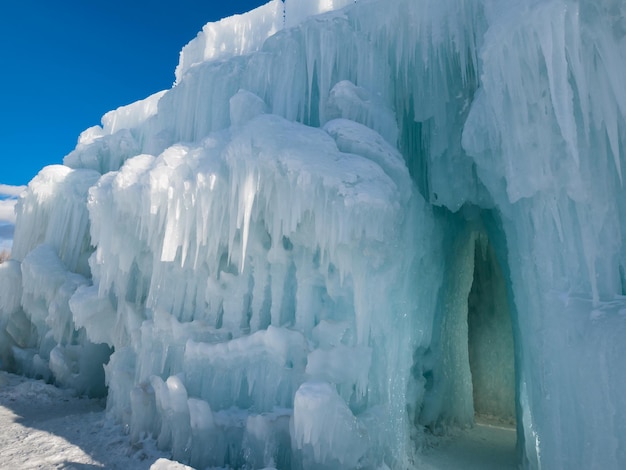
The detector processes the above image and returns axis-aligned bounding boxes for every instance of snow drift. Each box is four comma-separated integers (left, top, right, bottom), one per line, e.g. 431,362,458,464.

2,0,626,468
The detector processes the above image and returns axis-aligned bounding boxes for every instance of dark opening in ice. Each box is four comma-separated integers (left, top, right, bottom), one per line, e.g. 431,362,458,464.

467,240,516,425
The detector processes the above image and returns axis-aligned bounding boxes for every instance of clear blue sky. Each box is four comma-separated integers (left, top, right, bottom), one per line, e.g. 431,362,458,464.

0,0,266,186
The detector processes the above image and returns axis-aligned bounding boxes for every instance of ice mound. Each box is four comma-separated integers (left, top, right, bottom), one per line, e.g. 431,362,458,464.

2,0,626,469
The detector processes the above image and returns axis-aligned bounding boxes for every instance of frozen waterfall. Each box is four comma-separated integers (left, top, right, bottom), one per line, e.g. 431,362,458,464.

2,0,626,468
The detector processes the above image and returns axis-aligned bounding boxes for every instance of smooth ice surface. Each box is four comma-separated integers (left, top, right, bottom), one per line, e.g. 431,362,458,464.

292,381,366,467
2,0,626,469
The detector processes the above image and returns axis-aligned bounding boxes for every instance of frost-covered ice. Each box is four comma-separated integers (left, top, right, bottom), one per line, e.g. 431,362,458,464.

2,0,626,469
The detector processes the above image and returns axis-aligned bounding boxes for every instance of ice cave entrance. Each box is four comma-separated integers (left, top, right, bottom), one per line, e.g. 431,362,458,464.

422,224,518,440
420,228,519,468
422,229,518,470
466,237,516,427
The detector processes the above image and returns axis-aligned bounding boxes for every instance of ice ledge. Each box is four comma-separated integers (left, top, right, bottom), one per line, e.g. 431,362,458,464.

174,0,360,84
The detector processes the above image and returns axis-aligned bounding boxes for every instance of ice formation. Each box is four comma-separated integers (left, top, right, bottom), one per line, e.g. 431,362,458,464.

1,0,626,468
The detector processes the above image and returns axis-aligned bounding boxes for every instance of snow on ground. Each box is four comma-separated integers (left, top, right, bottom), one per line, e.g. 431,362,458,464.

0,371,172,469
0,371,516,470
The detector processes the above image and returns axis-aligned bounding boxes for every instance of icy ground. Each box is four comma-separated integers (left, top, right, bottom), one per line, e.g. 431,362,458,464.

421,422,517,470
0,370,516,469
0,371,180,469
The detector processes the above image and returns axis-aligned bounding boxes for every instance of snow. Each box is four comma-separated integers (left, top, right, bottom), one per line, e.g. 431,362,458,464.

0,371,170,469
2,0,626,469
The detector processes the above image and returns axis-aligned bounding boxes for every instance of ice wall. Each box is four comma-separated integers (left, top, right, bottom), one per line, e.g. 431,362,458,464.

2,0,626,469
174,1,284,84
462,1,626,467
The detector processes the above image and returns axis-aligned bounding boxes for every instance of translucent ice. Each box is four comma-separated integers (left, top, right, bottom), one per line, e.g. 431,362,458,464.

2,0,626,469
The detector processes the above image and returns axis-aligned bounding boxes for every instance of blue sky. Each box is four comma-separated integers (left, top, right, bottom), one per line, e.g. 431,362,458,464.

0,0,266,187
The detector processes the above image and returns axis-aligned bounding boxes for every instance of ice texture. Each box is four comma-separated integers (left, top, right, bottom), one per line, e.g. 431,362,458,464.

174,1,284,85
2,0,626,469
